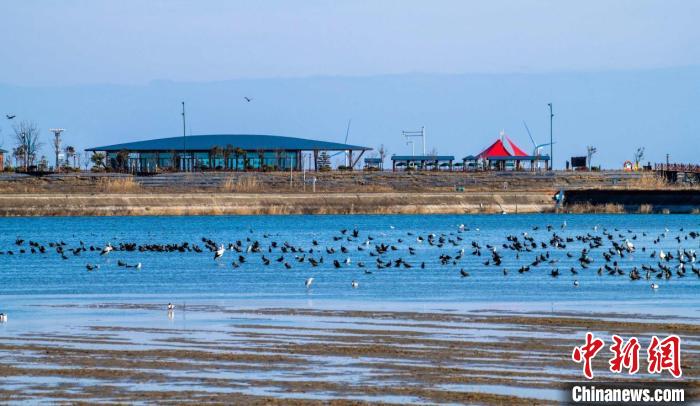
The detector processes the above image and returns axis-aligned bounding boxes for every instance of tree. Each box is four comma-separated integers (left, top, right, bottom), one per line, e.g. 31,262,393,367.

209,145,222,169
13,146,26,169
115,149,130,171
378,144,388,162
223,144,235,170
13,121,42,171
91,152,106,168
317,151,331,171
234,147,246,171
633,147,645,168
168,150,178,170
257,149,265,171
586,146,597,170
64,146,76,168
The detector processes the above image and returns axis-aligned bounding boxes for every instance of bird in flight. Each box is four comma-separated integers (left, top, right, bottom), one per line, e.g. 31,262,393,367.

244,97,253,102
6,114,15,119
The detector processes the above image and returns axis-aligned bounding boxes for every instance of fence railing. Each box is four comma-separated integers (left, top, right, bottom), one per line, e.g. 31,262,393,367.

654,163,700,173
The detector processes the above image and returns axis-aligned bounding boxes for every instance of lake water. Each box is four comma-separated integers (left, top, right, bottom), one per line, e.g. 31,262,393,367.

0,214,699,317
1,214,699,403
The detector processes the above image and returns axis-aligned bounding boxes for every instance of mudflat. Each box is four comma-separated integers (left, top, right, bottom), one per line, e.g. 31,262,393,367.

1,304,697,404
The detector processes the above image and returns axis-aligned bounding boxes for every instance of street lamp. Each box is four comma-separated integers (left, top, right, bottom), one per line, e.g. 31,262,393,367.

548,103,553,170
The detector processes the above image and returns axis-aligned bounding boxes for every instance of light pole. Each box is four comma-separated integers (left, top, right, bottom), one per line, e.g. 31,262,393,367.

403,127,426,156
547,103,553,170
181,101,187,171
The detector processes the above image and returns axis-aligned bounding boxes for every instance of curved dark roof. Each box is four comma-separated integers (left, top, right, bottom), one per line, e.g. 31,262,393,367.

0,148,7,153
87,134,370,152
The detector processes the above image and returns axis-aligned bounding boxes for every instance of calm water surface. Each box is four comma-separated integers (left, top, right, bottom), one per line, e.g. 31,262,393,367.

0,214,698,403
0,214,699,320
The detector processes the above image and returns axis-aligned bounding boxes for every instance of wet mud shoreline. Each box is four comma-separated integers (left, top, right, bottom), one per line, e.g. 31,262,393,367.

1,304,698,404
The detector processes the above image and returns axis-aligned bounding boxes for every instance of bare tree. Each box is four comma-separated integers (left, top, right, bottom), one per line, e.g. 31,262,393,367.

633,147,645,168
586,146,597,170
378,144,388,162
13,121,42,171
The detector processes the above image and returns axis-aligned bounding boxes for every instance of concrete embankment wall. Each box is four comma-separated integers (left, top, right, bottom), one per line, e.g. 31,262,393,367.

0,170,647,193
564,189,700,213
0,192,555,216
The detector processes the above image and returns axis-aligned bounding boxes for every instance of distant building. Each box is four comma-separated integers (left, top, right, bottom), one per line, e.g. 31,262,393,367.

0,149,6,170
391,155,455,171
364,157,383,170
86,134,371,173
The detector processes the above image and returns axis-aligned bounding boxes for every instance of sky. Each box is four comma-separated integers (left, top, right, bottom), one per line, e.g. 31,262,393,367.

0,1,699,168
2,0,699,85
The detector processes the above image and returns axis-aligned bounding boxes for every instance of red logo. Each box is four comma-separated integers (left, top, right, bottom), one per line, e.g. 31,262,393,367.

609,335,640,374
572,332,605,379
647,335,682,378
572,333,682,379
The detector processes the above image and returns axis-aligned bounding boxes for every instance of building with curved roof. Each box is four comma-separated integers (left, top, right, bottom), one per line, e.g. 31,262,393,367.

87,134,371,172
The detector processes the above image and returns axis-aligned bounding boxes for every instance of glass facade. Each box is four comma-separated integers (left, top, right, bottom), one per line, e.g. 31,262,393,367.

106,150,301,172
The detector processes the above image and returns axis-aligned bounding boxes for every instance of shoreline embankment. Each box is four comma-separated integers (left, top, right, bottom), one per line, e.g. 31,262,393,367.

0,192,555,216
0,171,698,216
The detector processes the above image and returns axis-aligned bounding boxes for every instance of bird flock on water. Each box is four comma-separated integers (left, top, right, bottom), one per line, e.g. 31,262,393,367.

0,222,698,317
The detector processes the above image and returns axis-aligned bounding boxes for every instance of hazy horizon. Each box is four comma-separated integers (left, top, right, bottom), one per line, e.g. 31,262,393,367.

3,1,699,86
1,67,699,169
1,1,698,169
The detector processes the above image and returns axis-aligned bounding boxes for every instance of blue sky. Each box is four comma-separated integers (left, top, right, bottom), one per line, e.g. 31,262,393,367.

2,0,698,85
0,1,699,168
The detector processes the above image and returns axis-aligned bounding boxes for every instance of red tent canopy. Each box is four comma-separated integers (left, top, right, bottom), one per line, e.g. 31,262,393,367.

505,136,528,157
477,137,529,159
476,139,510,159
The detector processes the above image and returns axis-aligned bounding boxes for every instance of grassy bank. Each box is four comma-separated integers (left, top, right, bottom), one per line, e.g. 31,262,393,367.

0,170,664,194
0,192,555,216
0,171,695,216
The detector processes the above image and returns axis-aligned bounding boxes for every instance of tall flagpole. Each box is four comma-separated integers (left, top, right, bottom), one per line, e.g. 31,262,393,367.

548,102,553,170
182,101,187,170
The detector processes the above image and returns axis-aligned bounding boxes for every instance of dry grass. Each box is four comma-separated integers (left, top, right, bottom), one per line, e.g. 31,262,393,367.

627,174,669,189
567,202,625,214
98,177,142,193
220,175,264,192
356,184,396,193
637,204,653,214
0,170,697,195
0,183,42,193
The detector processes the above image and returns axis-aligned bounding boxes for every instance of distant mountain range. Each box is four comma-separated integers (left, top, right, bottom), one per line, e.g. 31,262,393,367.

1,67,698,168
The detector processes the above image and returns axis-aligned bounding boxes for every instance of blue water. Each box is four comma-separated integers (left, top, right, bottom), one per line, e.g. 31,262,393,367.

0,214,699,309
